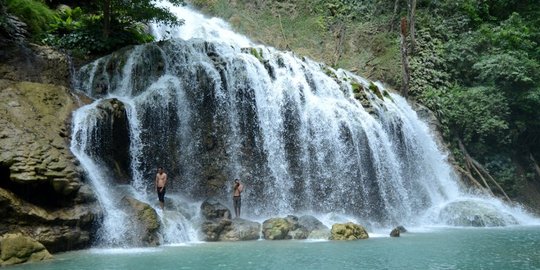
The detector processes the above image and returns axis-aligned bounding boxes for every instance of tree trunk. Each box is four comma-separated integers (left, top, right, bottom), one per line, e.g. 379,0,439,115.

529,153,540,178
399,17,410,98
103,0,111,38
455,166,489,192
458,139,512,202
332,23,346,67
408,0,417,54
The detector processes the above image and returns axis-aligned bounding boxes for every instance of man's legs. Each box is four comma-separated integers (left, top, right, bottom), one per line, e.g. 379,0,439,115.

233,196,241,218
158,188,165,210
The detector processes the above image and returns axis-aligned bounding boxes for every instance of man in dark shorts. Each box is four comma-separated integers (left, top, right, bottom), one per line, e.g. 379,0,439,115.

155,167,167,210
233,179,244,218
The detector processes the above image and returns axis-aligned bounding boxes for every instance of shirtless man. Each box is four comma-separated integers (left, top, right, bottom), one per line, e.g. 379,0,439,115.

233,179,244,218
155,167,167,210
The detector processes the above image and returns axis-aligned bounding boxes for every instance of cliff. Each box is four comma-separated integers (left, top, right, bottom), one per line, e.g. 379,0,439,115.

0,42,101,254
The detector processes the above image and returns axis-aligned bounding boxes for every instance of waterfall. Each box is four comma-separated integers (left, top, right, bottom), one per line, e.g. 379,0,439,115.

71,2,538,247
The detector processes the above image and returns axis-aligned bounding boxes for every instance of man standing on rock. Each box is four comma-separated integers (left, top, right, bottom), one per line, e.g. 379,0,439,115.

155,167,167,210
233,179,244,218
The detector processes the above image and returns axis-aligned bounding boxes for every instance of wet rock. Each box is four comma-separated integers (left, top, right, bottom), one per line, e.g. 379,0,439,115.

201,198,231,221
262,215,309,240
217,218,261,241
390,228,400,237
0,233,52,266
91,98,131,184
120,196,160,246
298,215,328,232
438,200,518,227
329,222,369,240
308,229,331,240
0,187,100,252
200,199,260,241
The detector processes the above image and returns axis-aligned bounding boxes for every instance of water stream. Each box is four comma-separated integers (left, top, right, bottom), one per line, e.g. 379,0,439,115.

69,2,538,247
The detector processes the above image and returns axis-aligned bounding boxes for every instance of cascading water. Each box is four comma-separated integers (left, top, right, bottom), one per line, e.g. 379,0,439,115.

71,2,538,246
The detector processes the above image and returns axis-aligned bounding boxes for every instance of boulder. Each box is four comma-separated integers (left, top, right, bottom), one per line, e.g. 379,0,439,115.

390,228,400,237
199,199,260,241
308,229,331,240
329,222,369,240
0,233,52,266
218,218,261,241
120,196,160,246
262,215,309,240
298,215,328,231
438,200,518,227
201,219,232,241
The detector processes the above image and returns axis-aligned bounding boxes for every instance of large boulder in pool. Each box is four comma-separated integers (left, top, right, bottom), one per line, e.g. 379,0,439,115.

0,233,52,266
330,222,369,240
262,215,309,240
438,200,518,227
297,215,330,240
120,196,160,246
218,218,261,241
199,199,259,241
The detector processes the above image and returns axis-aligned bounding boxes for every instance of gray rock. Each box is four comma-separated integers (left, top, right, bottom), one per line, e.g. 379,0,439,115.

219,218,261,241
390,227,400,237
438,200,518,227
201,199,231,221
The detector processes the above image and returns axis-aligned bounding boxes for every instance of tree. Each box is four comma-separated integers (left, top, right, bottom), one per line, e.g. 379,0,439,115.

98,0,185,38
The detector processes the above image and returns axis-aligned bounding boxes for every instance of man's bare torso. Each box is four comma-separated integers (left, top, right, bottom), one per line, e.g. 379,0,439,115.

156,172,167,188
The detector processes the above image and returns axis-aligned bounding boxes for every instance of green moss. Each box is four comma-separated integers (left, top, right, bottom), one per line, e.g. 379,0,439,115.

351,82,362,93
323,66,338,81
368,82,384,100
249,47,263,62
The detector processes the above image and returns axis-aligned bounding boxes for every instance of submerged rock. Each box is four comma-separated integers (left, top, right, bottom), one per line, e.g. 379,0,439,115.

438,200,518,227
0,233,52,266
329,222,369,240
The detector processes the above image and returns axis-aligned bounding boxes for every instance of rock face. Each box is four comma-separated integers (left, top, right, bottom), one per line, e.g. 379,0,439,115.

329,222,369,240
120,196,160,246
0,233,52,266
199,199,260,241
0,45,101,254
88,98,132,184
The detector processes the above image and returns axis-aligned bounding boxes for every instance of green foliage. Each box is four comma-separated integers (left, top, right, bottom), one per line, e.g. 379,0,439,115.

107,0,184,27
5,0,57,37
38,0,184,55
443,86,510,146
484,156,523,197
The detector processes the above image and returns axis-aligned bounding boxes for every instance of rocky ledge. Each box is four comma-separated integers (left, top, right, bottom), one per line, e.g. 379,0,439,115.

0,44,101,262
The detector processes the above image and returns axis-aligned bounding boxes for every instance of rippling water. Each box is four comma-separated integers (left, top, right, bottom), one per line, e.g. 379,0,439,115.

10,227,540,270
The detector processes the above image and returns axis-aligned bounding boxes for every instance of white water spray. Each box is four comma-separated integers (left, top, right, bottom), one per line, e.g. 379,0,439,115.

71,0,538,247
